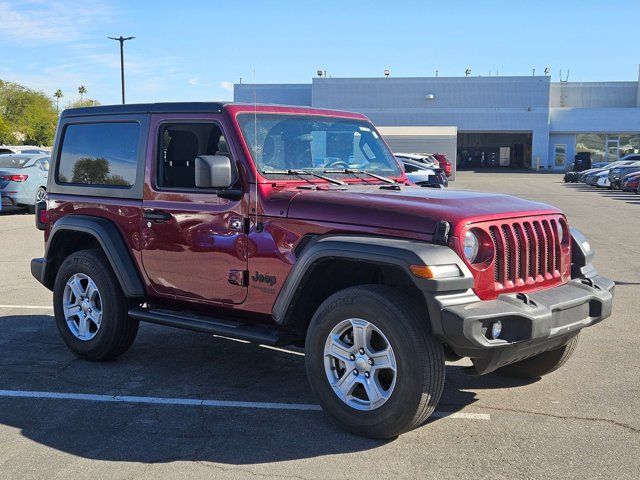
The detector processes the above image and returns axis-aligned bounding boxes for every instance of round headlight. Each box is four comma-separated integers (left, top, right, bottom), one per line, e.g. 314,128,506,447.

557,223,564,244
463,230,479,263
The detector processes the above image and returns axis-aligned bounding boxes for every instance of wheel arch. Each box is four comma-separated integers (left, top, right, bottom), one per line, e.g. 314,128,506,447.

272,235,473,337
42,215,145,298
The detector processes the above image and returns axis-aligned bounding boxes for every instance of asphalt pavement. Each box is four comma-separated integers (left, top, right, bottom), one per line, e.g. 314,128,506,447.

0,172,638,479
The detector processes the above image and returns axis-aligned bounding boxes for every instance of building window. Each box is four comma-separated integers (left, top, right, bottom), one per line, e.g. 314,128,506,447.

554,144,566,167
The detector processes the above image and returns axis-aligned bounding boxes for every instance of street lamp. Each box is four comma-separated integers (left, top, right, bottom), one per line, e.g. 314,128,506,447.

108,35,135,104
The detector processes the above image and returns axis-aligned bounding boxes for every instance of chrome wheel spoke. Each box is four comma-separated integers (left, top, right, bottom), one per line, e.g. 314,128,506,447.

326,335,354,363
370,347,397,372
350,319,371,353
68,277,84,302
77,313,89,338
334,370,359,397
363,377,387,407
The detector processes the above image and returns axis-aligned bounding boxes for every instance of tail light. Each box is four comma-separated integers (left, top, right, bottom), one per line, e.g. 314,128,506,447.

35,200,47,231
1,174,28,182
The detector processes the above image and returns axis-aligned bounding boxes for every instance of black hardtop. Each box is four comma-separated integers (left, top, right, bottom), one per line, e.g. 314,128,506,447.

61,102,228,118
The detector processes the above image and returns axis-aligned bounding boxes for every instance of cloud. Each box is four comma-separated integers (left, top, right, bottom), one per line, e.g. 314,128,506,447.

0,0,114,45
220,81,234,92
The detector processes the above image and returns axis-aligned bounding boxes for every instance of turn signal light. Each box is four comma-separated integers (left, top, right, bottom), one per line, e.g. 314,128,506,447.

410,264,461,279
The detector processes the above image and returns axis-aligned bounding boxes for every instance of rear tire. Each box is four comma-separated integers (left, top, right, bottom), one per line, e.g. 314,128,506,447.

305,285,445,439
496,334,580,379
53,249,139,361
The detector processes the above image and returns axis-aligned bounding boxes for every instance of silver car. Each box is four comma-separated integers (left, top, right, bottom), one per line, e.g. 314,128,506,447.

0,154,49,212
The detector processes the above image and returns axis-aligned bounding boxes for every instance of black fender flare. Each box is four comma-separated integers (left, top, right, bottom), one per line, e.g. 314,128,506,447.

272,235,474,326
44,215,145,297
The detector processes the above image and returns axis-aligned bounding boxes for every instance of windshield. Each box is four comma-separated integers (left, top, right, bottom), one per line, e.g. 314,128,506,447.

237,114,401,176
0,155,33,169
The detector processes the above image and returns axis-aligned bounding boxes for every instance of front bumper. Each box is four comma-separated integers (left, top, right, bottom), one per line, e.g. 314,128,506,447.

438,275,614,374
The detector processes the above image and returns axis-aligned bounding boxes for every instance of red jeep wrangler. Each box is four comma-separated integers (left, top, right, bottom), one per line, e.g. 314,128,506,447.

31,103,614,439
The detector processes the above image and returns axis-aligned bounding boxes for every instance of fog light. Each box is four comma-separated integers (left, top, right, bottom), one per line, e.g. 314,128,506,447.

490,321,502,339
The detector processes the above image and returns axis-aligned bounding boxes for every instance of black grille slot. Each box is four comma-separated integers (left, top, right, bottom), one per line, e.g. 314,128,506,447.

501,225,512,282
524,222,536,277
533,221,544,275
513,224,525,279
489,226,501,283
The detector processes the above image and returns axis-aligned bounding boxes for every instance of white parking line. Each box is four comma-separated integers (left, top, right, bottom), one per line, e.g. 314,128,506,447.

0,389,489,419
0,304,53,310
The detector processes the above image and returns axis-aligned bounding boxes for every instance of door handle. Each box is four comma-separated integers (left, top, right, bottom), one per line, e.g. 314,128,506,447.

144,209,173,222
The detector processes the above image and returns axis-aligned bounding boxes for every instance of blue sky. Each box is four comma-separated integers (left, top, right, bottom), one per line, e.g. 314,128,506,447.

1,0,639,106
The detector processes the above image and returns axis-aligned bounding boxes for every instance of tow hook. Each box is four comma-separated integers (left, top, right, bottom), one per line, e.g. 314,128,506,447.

516,292,537,307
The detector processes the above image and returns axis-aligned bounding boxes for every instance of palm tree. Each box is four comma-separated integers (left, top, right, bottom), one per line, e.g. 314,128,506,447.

53,89,63,114
78,85,87,105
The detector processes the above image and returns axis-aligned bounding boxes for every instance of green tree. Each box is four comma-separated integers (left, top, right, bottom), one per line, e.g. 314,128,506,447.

53,89,63,115
78,85,87,104
0,79,58,145
71,157,110,184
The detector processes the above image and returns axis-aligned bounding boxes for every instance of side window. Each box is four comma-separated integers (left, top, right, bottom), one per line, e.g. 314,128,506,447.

38,159,50,171
57,123,139,187
157,123,229,189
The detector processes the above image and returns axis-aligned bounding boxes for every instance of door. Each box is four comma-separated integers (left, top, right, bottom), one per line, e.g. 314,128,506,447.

606,137,619,163
140,115,248,304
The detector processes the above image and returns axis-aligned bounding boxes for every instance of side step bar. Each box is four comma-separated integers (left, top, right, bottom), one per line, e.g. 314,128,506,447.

128,307,290,346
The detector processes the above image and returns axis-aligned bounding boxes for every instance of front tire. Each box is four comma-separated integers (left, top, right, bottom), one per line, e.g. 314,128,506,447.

53,249,139,361
305,285,445,439
496,334,580,379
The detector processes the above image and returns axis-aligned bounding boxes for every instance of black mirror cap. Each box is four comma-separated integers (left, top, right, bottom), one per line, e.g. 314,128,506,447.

195,155,237,189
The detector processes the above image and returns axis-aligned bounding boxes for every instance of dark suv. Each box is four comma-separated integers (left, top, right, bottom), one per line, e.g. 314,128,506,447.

31,103,614,439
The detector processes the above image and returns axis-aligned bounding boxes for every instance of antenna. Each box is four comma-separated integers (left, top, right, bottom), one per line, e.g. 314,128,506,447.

544,67,550,76
465,68,471,77
532,68,536,76
384,69,390,77
435,69,439,77
253,69,258,231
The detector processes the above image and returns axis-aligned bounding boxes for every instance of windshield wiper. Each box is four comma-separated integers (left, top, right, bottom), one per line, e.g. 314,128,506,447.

324,168,397,184
262,169,345,186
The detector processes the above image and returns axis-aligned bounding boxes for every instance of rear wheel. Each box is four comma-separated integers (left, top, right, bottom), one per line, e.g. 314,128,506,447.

496,334,580,379
305,285,445,439
53,249,139,361
28,187,46,213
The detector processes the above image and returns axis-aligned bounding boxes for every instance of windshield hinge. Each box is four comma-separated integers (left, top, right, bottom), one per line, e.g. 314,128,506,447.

433,220,451,245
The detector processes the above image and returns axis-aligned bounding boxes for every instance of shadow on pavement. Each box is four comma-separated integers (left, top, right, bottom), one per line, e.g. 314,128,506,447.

0,314,537,465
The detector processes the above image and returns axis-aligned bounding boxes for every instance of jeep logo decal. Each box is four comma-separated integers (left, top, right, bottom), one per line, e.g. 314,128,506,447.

251,272,277,286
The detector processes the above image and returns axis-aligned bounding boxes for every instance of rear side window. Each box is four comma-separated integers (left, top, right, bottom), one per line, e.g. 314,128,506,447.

57,123,140,187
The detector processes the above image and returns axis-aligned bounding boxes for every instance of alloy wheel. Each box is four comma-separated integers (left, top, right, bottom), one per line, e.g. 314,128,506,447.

323,318,397,411
62,273,103,341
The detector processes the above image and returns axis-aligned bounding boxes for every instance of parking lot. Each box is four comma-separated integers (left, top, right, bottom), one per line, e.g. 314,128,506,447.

0,171,638,479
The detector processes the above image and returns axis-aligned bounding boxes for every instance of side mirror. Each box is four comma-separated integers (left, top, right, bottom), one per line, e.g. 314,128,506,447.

195,155,236,189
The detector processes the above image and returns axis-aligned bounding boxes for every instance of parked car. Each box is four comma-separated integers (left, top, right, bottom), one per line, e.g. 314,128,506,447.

0,154,49,212
580,159,639,184
399,157,448,188
31,102,613,439
608,162,640,189
431,153,452,177
394,152,439,169
595,173,610,188
621,171,640,193
0,145,50,155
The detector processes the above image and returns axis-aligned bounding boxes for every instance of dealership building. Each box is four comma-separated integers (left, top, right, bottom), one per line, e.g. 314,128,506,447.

234,70,640,172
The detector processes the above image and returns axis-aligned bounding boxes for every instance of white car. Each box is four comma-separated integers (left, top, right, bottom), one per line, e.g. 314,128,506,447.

0,154,49,212
595,173,610,188
394,152,440,169
0,145,50,155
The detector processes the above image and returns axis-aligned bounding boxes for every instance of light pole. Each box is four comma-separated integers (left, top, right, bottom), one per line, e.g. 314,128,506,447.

108,36,135,104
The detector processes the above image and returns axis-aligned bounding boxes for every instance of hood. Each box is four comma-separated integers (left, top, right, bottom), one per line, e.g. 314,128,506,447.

285,185,561,236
